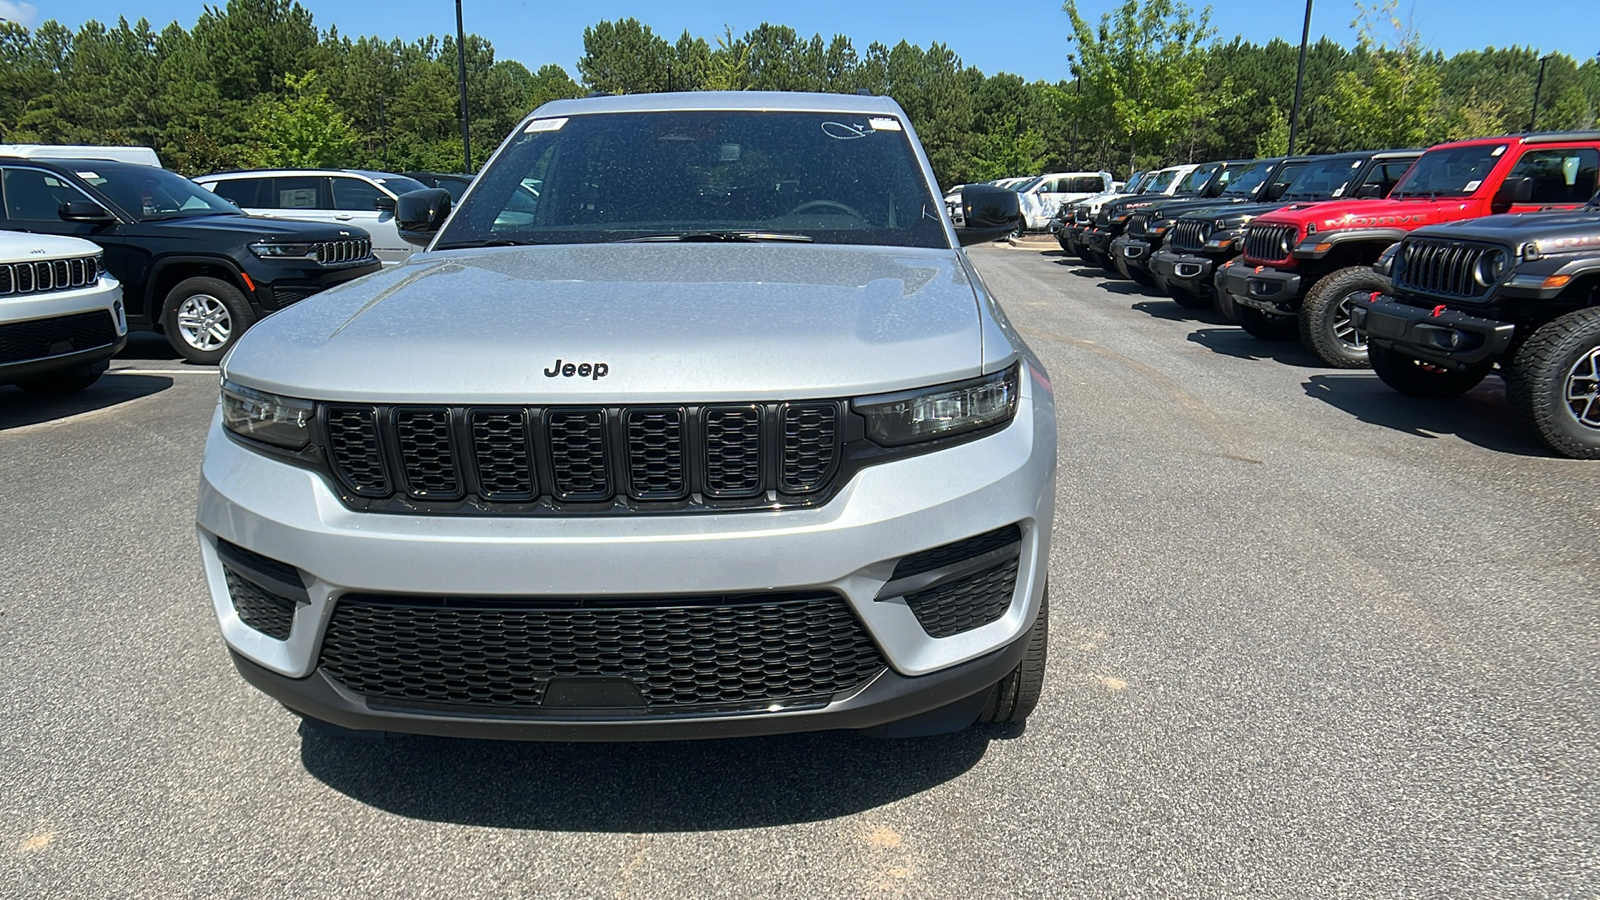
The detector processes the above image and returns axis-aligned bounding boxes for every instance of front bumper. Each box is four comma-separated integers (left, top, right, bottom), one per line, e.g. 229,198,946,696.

250,260,382,313
197,374,1056,739
1352,295,1516,367
1221,263,1303,314
0,277,127,384
1149,249,1215,295
1111,235,1156,276
1082,227,1112,255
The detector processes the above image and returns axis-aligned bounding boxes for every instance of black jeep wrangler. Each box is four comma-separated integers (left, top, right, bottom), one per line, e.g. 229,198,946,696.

1355,190,1600,458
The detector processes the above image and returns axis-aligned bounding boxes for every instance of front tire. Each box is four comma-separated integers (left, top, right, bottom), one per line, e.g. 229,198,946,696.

1369,343,1490,398
1506,307,1600,459
978,589,1049,724
163,276,255,365
1301,266,1385,368
1235,305,1300,341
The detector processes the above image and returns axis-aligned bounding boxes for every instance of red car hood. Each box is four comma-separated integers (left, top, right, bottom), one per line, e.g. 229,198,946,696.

1250,197,1476,233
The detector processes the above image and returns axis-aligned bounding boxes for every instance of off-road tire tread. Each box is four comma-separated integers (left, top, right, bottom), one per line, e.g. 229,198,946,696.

1505,307,1600,459
1300,266,1384,368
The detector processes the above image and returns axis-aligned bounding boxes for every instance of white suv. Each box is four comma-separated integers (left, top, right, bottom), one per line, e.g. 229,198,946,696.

1016,172,1114,230
0,232,125,395
195,170,428,266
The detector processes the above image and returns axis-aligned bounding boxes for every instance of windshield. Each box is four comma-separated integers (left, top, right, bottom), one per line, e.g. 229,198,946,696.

1012,176,1043,193
1177,164,1220,194
1391,145,1506,198
1283,157,1363,199
436,110,947,249
76,162,240,221
1146,169,1182,193
1221,161,1274,196
374,175,429,196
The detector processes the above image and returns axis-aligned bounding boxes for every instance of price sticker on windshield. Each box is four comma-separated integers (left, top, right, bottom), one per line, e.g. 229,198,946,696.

869,117,902,132
525,118,568,133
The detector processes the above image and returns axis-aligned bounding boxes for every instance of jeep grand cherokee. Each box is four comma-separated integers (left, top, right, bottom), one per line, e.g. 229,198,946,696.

197,92,1057,740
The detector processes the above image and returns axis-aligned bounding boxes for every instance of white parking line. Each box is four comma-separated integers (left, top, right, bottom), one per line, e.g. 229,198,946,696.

108,367,217,376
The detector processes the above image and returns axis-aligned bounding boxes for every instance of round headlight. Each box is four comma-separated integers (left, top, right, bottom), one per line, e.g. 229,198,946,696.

1474,250,1507,287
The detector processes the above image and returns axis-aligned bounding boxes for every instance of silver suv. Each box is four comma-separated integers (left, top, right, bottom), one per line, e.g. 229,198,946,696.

197,92,1057,740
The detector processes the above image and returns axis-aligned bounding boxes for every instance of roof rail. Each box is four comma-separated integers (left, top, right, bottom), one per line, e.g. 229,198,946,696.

1523,131,1600,144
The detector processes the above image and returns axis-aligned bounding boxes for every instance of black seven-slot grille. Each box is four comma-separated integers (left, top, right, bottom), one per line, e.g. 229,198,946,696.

322,402,841,511
0,310,118,365
0,256,99,296
1169,219,1211,252
317,591,886,714
1242,223,1297,263
1395,238,1498,300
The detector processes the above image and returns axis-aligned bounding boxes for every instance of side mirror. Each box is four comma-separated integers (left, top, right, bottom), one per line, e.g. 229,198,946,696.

59,201,115,225
1353,183,1384,199
1263,183,1288,202
1491,176,1533,214
396,188,452,246
373,195,397,213
955,185,1022,246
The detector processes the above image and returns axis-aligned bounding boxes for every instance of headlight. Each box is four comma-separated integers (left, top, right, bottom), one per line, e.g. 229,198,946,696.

1473,249,1508,286
1376,242,1401,278
249,242,319,261
221,379,314,449
855,364,1020,446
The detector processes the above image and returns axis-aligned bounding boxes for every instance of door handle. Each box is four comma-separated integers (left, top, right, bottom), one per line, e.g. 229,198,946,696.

335,214,354,221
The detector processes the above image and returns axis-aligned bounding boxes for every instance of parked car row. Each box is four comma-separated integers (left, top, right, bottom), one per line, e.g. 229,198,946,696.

945,171,1117,231
0,145,474,376
1049,131,1600,459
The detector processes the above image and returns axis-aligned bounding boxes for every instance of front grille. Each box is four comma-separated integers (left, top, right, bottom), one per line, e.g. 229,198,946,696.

1075,208,1090,225
312,239,372,265
223,569,296,639
0,310,118,364
1395,238,1500,300
893,524,1022,580
321,402,844,513
317,592,887,714
1242,223,1297,263
1170,219,1212,252
0,256,99,296
271,286,321,307
1094,209,1110,226
905,557,1020,638
1127,214,1149,238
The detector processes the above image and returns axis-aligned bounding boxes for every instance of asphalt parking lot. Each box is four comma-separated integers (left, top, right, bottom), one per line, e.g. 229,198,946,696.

3,244,1595,899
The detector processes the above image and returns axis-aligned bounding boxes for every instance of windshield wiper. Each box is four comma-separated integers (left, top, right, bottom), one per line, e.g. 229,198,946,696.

432,238,538,250
618,231,814,243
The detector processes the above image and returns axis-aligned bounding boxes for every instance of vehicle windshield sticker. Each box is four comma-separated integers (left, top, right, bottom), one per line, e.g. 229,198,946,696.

1332,186,1344,197
1350,161,1361,168
1492,146,1506,156
869,117,903,132
822,121,873,140
76,171,99,179
524,117,568,133
1465,179,1482,192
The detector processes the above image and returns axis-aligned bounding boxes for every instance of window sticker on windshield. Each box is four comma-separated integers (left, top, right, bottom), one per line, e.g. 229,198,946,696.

1464,179,1482,192
869,117,903,132
76,171,99,179
1491,146,1506,156
524,117,568,133
822,121,873,140
1350,161,1361,168
1332,186,1345,197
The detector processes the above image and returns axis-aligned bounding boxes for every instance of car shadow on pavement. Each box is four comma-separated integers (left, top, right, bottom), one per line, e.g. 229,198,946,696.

1095,279,1156,297
1300,373,1549,456
0,373,173,431
299,726,999,831
1129,300,1231,327
1185,327,1323,366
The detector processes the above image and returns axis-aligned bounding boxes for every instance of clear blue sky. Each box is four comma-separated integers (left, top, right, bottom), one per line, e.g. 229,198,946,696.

14,0,1600,84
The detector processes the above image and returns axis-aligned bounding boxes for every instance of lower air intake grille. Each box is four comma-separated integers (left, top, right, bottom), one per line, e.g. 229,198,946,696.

317,592,887,713
905,557,1020,638
224,569,296,639
0,310,117,364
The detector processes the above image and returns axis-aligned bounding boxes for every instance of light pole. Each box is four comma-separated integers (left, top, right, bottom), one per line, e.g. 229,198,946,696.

1287,0,1313,155
1529,53,1555,132
455,0,471,172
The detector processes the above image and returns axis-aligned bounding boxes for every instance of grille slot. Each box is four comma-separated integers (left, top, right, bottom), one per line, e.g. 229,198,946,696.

780,404,838,493
394,408,461,499
223,569,296,639
547,409,611,500
1169,219,1211,252
1396,238,1497,300
904,557,1020,638
703,406,762,497
0,310,117,364
625,408,686,500
470,410,534,500
317,592,887,713
1242,223,1297,263
325,406,390,495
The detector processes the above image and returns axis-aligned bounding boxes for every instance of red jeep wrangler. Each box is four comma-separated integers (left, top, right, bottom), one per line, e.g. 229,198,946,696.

1220,133,1600,367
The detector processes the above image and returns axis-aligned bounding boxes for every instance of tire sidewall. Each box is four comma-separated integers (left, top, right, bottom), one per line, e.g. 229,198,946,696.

1301,266,1386,368
162,276,254,365
1510,308,1600,458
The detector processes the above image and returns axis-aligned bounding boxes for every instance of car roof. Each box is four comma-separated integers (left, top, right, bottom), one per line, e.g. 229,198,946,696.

197,168,415,180
531,90,904,119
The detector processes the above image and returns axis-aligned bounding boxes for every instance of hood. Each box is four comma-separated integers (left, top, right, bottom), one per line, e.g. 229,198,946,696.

0,230,103,260
1138,195,1251,221
1409,208,1600,247
1252,196,1474,233
223,243,986,404
142,212,369,243
1189,200,1301,228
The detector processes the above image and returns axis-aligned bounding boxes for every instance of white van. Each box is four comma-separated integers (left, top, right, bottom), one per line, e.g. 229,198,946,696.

0,145,162,167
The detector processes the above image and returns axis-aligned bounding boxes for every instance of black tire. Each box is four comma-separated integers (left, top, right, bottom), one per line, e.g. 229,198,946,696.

16,366,104,396
1505,307,1600,459
1092,251,1117,274
162,276,255,365
1235,305,1300,341
1300,266,1385,368
1127,265,1155,288
979,589,1049,724
1369,343,1491,399
1214,284,1240,323
1168,284,1212,309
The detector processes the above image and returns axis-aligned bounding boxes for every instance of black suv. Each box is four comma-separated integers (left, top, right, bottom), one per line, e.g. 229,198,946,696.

0,158,381,363
1355,190,1600,457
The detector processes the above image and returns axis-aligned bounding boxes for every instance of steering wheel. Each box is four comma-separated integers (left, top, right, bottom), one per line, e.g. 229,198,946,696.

785,199,866,219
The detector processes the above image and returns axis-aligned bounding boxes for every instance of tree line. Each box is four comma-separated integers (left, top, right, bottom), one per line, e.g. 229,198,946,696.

2,0,1598,186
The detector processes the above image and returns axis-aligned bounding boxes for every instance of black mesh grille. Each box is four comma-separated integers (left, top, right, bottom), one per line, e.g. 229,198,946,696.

1395,239,1499,300
703,406,762,497
892,524,1023,580
781,404,838,493
548,409,610,500
271,286,321,307
470,410,534,500
0,310,118,364
904,557,1020,638
317,592,886,713
1169,219,1211,252
626,409,686,499
325,406,390,495
1242,223,1297,263
224,569,296,639
394,408,460,498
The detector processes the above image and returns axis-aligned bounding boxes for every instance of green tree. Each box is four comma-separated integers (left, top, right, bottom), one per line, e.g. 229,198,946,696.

1325,1,1442,148
247,71,355,167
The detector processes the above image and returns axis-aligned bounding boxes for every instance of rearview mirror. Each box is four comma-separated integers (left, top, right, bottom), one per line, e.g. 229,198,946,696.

59,201,115,225
1491,176,1533,214
955,185,1022,246
396,189,452,246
